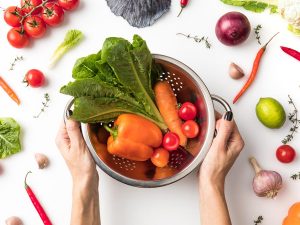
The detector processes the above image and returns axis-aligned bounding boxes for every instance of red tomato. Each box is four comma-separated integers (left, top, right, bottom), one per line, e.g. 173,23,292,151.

21,0,43,14
4,6,24,27
58,0,79,11
42,3,64,26
151,148,170,168
179,102,197,121
181,120,200,138
163,132,180,151
24,69,45,87
276,145,296,163
7,27,30,48
24,16,47,38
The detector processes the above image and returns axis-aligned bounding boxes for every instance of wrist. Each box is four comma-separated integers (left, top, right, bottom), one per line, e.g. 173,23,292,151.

199,176,225,193
73,171,99,193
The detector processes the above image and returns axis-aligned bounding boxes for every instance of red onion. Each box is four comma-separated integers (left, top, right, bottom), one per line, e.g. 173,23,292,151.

215,11,251,46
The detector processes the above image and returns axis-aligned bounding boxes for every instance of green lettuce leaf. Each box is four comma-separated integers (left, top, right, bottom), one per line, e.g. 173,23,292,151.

0,118,21,159
220,0,278,13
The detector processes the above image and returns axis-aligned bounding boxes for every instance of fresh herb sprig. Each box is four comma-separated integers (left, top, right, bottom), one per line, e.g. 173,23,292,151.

9,56,24,71
282,95,300,144
291,172,300,180
176,33,212,49
34,93,50,118
254,216,263,225
254,25,262,45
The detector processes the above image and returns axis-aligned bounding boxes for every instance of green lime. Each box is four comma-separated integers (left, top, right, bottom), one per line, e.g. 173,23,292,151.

256,97,286,129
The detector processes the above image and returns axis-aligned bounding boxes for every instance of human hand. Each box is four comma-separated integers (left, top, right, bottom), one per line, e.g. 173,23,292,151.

55,119,98,187
199,111,244,190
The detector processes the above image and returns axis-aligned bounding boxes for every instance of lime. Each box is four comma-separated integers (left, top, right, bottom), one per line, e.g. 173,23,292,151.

256,97,286,129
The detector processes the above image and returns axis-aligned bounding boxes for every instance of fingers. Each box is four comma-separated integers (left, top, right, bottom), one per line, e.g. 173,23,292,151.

55,122,70,152
65,119,85,149
215,112,234,145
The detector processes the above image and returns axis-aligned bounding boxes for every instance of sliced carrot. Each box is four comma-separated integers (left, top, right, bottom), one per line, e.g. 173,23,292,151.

154,81,187,146
0,76,20,105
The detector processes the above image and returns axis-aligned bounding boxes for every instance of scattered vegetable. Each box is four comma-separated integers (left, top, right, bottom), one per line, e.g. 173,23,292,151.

233,32,279,103
215,11,251,46
49,29,84,67
105,114,162,161
9,56,24,71
249,156,282,198
21,0,42,14
281,46,300,62
254,24,262,45
0,76,21,105
42,2,65,26
24,69,45,87
229,62,244,79
254,216,263,225
7,27,30,48
0,118,21,159
282,95,299,144
4,6,24,27
163,132,180,151
276,145,296,163
24,15,47,38
5,216,23,225
35,153,50,169
24,171,52,225
181,120,200,138
34,93,50,118
151,148,170,167
154,81,187,146
178,102,197,121
291,172,300,180
58,0,80,11
177,0,189,17
176,33,212,49
283,202,300,225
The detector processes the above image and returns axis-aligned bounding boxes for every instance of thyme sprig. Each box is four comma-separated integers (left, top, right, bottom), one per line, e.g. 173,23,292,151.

291,172,300,180
254,216,263,225
282,95,300,144
176,33,212,49
254,25,262,45
9,56,24,71
34,93,50,118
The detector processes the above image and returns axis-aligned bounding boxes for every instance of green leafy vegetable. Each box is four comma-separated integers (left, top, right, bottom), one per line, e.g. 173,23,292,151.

50,29,84,68
0,118,21,159
60,35,167,130
220,0,278,13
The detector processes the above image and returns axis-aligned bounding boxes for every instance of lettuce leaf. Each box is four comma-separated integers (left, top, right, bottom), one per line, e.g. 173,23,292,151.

220,0,278,13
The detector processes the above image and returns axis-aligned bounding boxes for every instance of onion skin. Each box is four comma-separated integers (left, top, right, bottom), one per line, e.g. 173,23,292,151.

215,11,251,46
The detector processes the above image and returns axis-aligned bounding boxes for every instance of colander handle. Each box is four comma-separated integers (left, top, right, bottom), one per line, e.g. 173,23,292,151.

211,94,232,112
63,98,75,124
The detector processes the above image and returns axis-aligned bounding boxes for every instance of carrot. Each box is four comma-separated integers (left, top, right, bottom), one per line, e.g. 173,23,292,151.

0,76,20,105
154,81,187,146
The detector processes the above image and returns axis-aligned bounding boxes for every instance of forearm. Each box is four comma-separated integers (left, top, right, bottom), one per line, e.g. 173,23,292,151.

71,175,100,225
199,180,231,225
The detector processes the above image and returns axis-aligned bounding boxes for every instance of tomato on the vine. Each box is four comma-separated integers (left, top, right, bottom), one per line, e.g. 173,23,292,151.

24,16,47,38
151,148,170,168
24,69,45,88
42,3,64,26
4,6,24,27
179,102,197,121
58,0,80,11
276,145,296,163
181,120,200,138
163,132,180,151
21,0,43,14
7,27,30,48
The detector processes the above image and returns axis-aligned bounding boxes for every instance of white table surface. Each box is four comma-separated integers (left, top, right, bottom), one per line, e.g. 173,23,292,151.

1,0,300,224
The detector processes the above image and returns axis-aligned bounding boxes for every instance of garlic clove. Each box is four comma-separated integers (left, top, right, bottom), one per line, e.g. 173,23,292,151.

5,216,23,225
229,62,245,80
35,153,49,169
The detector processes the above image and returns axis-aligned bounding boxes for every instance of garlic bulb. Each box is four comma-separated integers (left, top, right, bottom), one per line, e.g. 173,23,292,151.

249,157,283,198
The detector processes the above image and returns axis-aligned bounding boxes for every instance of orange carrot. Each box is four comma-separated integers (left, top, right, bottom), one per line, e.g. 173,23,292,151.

0,76,20,105
154,81,187,146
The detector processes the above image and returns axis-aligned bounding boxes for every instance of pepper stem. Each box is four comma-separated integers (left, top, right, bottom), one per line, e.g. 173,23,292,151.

24,171,32,188
104,125,118,139
262,32,279,49
249,157,262,174
177,7,184,17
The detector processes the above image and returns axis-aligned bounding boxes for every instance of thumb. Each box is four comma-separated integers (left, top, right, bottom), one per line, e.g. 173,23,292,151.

66,119,84,148
215,111,234,145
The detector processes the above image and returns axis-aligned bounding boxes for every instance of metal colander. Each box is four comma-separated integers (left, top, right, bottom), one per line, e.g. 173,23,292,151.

64,54,231,188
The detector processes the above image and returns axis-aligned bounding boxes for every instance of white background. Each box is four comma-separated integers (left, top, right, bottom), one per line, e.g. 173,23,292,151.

0,0,300,224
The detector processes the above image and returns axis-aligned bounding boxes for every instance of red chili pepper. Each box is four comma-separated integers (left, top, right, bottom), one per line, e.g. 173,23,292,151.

25,171,52,225
280,46,300,61
233,32,279,104
177,0,189,17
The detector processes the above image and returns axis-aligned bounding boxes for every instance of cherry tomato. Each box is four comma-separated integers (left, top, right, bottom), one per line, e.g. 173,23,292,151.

24,16,47,38
151,148,170,168
276,145,296,163
163,132,180,151
24,69,45,87
179,102,197,121
58,0,80,11
21,0,43,14
7,27,30,48
4,6,24,27
181,120,200,138
42,3,64,26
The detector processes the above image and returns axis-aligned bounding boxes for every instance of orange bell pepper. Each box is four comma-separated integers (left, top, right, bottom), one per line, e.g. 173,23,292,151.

283,202,300,225
105,114,163,161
